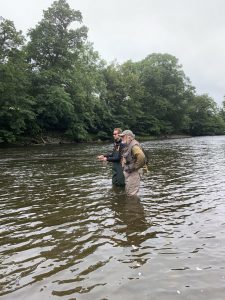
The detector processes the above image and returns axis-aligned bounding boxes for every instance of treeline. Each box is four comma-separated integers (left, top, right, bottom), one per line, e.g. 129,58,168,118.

1,0,225,143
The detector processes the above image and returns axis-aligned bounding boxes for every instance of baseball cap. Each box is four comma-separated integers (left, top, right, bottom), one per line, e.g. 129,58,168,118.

119,130,135,138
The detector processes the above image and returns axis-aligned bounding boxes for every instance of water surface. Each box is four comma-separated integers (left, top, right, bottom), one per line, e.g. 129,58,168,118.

0,136,225,299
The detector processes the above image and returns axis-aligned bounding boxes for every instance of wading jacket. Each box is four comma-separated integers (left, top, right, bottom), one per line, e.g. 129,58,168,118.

122,139,145,173
105,139,124,163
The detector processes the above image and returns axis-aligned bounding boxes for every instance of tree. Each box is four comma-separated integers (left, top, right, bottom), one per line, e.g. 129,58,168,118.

220,97,225,122
102,60,143,132
1,1,225,143
0,19,35,142
138,53,195,135
27,0,88,70
64,42,111,141
187,94,225,135
26,0,89,138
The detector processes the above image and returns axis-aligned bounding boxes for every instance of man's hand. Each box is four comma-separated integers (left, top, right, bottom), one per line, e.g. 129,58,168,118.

97,155,107,161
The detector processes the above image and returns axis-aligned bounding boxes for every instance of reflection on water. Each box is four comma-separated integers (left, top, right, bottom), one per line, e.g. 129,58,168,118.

110,192,152,247
0,136,225,300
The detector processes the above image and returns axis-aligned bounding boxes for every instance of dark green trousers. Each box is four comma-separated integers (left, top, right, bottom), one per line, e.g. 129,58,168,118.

112,162,125,186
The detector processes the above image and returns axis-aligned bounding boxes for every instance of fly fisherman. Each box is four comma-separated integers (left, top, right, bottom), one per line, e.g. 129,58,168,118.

119,130,146,196
97,128,125,187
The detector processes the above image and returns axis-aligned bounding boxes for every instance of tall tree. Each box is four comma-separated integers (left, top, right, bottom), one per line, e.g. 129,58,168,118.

64,42,110,141
0,19,34,142
26,0,89,138
27,0,87,70
102,60,143,132
138,53,194,134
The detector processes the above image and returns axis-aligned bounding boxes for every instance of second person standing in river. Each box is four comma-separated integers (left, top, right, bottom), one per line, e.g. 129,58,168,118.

97,128,125,187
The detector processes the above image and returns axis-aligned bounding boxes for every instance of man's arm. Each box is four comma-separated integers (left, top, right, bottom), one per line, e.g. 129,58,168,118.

132,145,145,170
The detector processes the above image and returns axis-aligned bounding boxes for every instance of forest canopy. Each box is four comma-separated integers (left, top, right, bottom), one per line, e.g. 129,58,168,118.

1,0,225,143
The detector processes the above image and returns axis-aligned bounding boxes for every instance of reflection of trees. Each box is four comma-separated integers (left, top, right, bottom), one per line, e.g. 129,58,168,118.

110,190,151,246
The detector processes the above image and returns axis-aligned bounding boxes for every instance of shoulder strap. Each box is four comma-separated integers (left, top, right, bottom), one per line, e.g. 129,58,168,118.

128,139,140,152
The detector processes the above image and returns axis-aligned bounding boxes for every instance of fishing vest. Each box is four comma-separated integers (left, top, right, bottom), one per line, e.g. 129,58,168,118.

122,139,141,169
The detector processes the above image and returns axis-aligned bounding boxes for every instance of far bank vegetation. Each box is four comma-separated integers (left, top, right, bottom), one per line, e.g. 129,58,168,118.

1,0,225,144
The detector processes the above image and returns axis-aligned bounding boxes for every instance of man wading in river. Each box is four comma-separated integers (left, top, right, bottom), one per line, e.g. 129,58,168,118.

97,128,125,187
119,130,146,196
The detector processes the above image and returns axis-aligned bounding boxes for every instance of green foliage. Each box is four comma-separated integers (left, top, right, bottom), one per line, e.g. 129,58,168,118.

1,0,225,144
219,98,225,123
138,53,195,134
65,123,88,142
187,94,225,135
27,0,88,70
25,0,108,141
0,19,35,142
96,131,109,141
102,60,144,132
35,84,74,130
0,19,24,63
0,129,16,143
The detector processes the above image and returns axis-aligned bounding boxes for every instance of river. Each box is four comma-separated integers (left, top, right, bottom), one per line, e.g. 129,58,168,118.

0,136,225,300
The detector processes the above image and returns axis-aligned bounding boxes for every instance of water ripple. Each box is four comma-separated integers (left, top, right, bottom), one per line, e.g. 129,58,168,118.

1,137,225,299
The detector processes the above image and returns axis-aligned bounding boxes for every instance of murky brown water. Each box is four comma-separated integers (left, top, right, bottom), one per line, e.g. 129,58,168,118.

0,136,225,300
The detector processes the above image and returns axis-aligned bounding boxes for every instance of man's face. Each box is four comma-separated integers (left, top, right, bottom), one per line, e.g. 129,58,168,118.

121,135,128,144
113,131,119,140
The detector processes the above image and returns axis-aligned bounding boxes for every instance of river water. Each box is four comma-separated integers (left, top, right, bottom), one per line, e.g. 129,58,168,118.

0,136,225,300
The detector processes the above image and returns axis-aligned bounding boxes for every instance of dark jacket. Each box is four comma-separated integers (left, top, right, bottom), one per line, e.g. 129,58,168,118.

105,139,125,186
105,140,125,163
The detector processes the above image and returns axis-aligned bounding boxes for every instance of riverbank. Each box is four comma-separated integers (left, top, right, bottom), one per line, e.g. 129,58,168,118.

0,132,192,147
